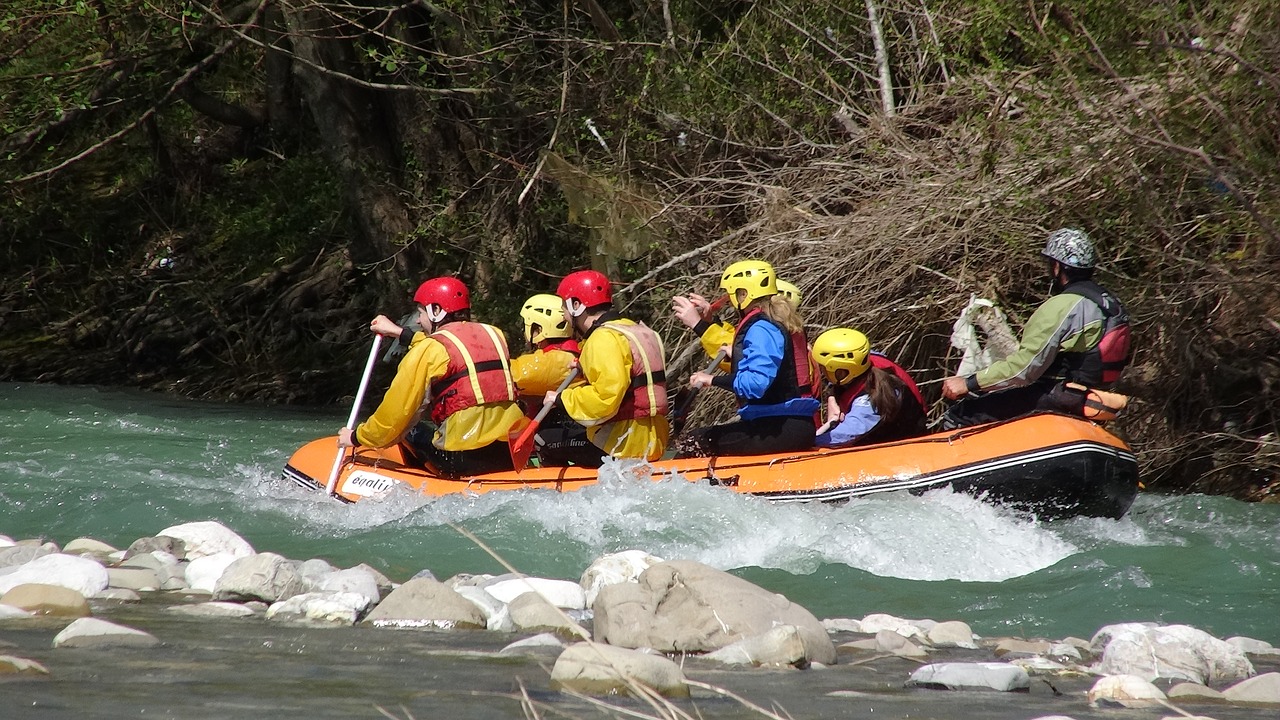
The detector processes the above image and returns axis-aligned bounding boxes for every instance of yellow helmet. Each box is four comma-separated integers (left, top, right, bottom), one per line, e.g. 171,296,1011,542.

520,293,571,343
776,279,802,307
720,260,778,310
811,328,871,384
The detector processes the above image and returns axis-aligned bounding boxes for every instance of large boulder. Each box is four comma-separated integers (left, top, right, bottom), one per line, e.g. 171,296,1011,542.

118,551,187,591
484,577,586,610
859,613,932,640
185,552,240,593
317,567,382,607
213,553,305,603
1,584,90,617
579,550,664,607
107,566,161,592
508,592,584,636
362,577,486,629
1223,672,1280,706
592,560,835,664
907,662,1031,692
167,602,258,619
297,558,339,590
1227,637,1280,660
266,592,370,625
124,535,186,559
500,633,567,657
53,618,160,649
1091,623,1254,685
1167,682,1226,703
926,620,978,649
155,521,254,560
0,553,108,597
706,625,820,667
1088,674,1167,708
550,642,688,697
454,585,514,632
0,604,32,619
0,655,50,676
0,544,56,568
62,538,118,557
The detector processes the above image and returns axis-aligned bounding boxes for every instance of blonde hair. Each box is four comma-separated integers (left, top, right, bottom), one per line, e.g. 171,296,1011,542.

760,294,804,334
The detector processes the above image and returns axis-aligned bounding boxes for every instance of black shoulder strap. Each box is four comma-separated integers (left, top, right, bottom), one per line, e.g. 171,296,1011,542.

1063,280,1122,318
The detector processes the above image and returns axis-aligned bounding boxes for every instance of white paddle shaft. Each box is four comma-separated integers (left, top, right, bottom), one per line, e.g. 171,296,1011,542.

325,334,385,497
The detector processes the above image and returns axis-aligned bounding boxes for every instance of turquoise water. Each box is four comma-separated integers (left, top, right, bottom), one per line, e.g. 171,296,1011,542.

3,381,1278,643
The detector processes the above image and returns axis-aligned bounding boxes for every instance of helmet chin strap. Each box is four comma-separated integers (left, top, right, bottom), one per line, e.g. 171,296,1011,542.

566,299,586,318
426,305,447,324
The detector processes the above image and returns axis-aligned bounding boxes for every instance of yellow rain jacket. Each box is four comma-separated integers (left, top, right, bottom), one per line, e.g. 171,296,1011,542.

559,318,669,461
697,320,734,371
511,344,580,398
355,330,526,452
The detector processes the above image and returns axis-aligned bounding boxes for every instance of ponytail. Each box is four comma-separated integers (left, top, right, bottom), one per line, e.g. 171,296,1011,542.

761,294,804,334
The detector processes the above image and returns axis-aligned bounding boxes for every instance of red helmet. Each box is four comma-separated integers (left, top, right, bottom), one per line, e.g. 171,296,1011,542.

413,277,470,313
556,270,612,308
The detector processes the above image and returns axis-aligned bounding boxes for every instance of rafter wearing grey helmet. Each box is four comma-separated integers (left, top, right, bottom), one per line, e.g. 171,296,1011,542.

1042,228,1097,269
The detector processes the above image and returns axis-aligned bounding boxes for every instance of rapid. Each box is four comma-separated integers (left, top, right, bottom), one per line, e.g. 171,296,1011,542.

3,382,1278,718
4,382,1278,639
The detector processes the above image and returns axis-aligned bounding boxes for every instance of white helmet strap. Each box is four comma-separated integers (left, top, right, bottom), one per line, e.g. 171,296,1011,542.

565,299,586,318
426,304,447,324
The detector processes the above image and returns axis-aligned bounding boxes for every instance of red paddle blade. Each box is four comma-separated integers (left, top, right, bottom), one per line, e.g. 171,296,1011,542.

509,420,538,471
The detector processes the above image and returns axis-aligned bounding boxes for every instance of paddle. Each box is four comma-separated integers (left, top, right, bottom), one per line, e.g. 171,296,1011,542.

670,348,728,437
509,368,580,472
325,335,385,497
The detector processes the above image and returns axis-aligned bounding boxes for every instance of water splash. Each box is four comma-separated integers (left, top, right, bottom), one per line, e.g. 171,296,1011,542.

255,456,1088,583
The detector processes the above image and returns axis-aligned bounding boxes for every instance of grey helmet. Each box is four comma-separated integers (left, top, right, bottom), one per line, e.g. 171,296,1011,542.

1041,228,1097,269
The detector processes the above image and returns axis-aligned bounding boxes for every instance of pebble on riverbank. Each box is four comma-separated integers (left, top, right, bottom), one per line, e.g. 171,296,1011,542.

3,522,1280,714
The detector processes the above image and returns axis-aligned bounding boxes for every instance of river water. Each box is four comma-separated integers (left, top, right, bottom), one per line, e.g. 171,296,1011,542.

2,382,1278,719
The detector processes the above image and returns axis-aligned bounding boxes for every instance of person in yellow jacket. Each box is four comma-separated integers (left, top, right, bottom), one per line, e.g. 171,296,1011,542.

510,293,596,466
338,277,526,478
511,293,581,400
541,270,670,463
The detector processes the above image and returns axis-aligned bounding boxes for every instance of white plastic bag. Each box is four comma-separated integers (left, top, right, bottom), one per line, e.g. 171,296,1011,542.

950,295,1015,376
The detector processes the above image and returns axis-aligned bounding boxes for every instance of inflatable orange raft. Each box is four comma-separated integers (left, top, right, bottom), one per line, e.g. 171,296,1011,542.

282,412,1139,519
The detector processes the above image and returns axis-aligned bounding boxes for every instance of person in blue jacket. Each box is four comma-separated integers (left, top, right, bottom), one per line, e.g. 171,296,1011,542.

679,260,820,457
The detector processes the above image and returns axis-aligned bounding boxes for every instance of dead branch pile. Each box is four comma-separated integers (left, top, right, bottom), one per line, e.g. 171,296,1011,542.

607,65,1280,498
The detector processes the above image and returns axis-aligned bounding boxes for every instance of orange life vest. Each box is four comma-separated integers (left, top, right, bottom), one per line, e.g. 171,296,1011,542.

427,322,517,423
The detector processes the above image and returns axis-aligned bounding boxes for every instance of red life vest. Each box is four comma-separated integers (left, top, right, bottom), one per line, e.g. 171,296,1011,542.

543,338,580,356
427,322,517,423
833,353,927,444
601,322,669,420
835,353,925,411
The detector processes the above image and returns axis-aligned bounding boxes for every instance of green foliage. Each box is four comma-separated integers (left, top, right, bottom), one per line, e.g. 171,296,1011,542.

194,152,346,278
3,0,1278,491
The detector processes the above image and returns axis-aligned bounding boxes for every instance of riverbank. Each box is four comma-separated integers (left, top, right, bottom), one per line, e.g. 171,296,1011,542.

3,521,1279,720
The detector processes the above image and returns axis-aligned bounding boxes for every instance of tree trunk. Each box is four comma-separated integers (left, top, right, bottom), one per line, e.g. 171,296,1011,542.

282,5,414,283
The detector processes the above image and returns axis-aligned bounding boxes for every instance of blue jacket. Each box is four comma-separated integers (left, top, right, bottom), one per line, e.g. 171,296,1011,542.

712,318,819,420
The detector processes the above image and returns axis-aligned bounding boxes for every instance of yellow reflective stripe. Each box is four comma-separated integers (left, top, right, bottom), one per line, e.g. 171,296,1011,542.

605,323,658,415
477,323,515,400
433,329,486,404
